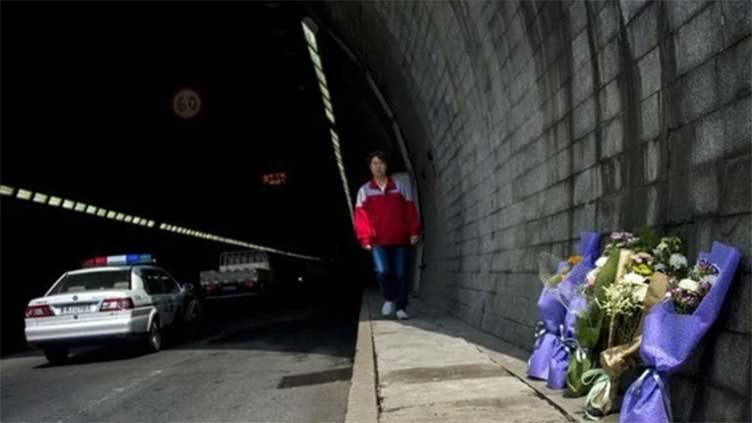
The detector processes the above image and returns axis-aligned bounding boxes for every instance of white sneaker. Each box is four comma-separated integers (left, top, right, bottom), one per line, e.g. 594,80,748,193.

396,309,409,320
382,301,395,316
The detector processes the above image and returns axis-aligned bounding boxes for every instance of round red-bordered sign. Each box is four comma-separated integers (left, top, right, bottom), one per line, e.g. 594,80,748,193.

172,88,202,120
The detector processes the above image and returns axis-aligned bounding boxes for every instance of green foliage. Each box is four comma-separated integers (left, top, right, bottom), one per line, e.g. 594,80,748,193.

592,250,620,304
565,352,595,397
632,227,659,253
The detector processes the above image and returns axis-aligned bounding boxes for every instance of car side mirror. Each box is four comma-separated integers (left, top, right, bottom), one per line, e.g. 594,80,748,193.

182,283,195,293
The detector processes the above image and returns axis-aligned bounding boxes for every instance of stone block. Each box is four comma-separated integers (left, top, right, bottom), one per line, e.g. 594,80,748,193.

600,78,623,122
573,132,597,173
666,0,709,31
596,192,625,232
674,3,723,76
600,156,624,193
572,203,597,233
568,0,588,38
677,59,720,126
573,97,597,139
628,2,658,60
595,2,620,50
573,61,595,105
598,38,622,85
723,272,752,334
720,0,752,47
720,155,752,216
718,35,751,106
688,167,720,216
690,383,750,422
638,47,662,100
571,28,592,76
640,91,661,141
713,214,752,273
704,330,751,395
573,166,600,205
643,138,662,183
690,110,726,166
601,117,625,159
619,0,649,24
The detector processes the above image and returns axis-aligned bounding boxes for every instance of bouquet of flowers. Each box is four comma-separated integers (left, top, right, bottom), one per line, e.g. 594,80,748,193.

544,232,601,389
620,242,740,423
527,232,600,385
565,233,637,398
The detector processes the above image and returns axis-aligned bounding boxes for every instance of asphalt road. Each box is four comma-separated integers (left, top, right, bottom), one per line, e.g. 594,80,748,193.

0,295,359,422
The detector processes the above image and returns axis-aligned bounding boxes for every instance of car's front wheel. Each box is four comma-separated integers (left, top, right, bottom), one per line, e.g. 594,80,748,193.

145,318,162,353
43,348,69,364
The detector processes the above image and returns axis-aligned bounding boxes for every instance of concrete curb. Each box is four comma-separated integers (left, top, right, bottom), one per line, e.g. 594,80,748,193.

345,291,379,423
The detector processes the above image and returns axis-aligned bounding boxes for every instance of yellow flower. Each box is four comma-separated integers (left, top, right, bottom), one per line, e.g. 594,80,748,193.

568,255,583,266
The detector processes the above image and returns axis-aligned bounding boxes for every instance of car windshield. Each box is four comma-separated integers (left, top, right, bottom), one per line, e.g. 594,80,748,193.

49,270,131,294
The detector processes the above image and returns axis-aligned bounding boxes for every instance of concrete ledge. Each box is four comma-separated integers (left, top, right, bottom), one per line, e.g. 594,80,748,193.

345,291,379,423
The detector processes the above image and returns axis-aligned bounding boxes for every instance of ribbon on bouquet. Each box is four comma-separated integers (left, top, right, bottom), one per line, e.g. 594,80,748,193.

582,368,613,420
632,369,673,423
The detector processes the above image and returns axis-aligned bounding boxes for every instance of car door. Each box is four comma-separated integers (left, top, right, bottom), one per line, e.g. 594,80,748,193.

155,270,180,326
140,268,169,325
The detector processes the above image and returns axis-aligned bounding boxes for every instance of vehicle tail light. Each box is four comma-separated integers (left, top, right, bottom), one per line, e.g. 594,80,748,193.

100,298,135,311
25,305,53,318
242,280,256,289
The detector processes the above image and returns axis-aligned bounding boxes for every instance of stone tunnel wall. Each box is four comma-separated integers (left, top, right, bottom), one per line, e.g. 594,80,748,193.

322,1,751,420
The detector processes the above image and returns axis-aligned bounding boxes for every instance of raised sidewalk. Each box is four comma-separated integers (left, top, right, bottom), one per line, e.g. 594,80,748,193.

346,289,620,423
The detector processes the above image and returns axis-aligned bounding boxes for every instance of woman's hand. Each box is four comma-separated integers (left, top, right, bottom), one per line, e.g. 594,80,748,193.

410,235,420,245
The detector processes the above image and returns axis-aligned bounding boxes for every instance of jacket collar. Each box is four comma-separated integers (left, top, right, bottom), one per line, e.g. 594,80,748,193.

369,177,395,191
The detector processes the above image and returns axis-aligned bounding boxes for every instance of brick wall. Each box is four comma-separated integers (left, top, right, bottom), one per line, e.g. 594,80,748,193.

322,1,751,420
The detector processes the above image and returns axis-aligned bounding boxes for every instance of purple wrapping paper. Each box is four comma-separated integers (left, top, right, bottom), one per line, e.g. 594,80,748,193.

620,242,741,423
546,232,601,389
528,232,601,384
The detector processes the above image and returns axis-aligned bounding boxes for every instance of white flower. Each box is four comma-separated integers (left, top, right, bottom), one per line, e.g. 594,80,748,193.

701,274,718,286
655,242,669,252
632,283,648,303
678,278,700,293
595,256,609,268
586,269,599,286
669,254,688,269
623,272,646,285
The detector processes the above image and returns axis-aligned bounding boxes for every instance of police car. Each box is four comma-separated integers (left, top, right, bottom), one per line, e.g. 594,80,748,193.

24,254,202,364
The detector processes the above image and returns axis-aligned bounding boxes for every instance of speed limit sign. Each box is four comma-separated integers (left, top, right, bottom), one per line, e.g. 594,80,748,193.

172,88,202,120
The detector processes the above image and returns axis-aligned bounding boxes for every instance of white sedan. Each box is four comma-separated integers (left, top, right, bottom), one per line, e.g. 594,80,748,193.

24,254,202,364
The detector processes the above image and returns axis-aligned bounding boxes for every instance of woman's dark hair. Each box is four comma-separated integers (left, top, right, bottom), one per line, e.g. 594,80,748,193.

367,150,388,166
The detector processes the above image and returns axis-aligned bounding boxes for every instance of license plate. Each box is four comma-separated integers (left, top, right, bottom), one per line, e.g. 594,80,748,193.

61,305,92,314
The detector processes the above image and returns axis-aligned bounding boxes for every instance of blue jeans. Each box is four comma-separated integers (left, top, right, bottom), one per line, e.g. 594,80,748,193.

371,245,409,310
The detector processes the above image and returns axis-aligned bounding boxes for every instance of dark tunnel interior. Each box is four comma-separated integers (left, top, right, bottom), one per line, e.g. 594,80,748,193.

0,1,399,354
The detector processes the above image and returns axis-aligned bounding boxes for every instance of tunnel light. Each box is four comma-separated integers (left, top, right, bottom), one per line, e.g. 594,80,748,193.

325,108,336,124
147,220,155,228
301,18,319,52
322,96,333,113
96,208,107,217
319,82,330,100
48,196,62,207
160,223,167,230
132,217,142,225
123,215,133,223
16,189,33,200
0,185,14,196
32,193,49,204
74,202,87,212
85,205,97,215
62,199,75,209
308,47,323,70
115,213,125,221
315,67,328,87
106,210,116,219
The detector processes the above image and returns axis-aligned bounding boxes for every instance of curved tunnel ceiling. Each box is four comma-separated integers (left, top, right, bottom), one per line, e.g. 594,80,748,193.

316,1,751,419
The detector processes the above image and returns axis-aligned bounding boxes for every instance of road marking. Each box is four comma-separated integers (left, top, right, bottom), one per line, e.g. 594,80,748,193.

56,369,163,423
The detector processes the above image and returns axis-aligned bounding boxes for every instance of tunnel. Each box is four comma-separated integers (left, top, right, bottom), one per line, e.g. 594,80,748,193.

1,1,750,422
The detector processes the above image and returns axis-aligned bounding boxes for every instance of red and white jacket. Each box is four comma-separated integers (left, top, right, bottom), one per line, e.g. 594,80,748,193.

354,177,421,247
